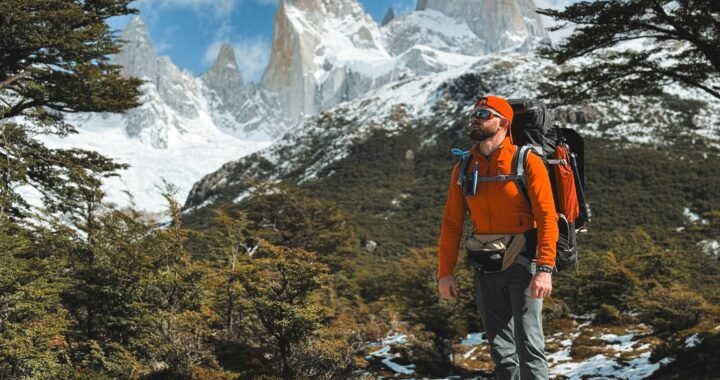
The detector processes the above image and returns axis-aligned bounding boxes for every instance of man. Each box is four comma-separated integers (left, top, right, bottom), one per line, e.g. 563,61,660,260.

437,95,558,380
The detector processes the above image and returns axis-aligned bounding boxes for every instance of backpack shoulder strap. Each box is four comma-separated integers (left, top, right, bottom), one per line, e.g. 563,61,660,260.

513,145,534,208
451,148,473,216
454,152,472,186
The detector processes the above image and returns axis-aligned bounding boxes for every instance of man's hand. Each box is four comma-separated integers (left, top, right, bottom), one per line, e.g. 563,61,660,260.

530,272,552,299
438,275,458,300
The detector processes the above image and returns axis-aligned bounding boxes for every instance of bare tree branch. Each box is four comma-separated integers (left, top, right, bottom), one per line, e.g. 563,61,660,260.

0,71,30,91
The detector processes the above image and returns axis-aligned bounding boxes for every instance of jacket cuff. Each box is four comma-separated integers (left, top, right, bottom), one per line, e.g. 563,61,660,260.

437,267,454,279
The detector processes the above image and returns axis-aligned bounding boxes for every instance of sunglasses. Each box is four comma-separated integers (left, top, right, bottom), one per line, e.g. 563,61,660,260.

470,109,504,120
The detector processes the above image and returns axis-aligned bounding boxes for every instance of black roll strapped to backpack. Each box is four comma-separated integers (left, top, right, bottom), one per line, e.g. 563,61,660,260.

453,99,590,273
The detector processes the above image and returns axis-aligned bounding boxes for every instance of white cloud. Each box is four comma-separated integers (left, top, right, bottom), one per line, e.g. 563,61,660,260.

203,37,271,83
155,41,172,53
133,0,279,15
134,0,236,17
391,0,415,17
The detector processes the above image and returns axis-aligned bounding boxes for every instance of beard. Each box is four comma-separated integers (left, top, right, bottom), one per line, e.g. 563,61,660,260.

469,123,501,141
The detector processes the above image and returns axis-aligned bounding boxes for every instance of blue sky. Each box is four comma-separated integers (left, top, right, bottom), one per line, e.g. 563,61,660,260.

111,0,416,83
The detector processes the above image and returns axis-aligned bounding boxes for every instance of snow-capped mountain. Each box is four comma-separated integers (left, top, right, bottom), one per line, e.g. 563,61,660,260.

261,0,549,123
184,46,720,210
184,53,541,208
35,1,559,215
36,1,719,217
36,16,278,213
383,9,486,55
416,0,548,53
201,43,291,140
113,16,287,145
261,0,392,121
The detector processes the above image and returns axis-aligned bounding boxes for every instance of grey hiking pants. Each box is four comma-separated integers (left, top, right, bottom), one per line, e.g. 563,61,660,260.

473,263,548,380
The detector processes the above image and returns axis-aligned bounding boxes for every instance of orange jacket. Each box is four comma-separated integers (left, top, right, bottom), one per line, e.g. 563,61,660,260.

438,137,558,278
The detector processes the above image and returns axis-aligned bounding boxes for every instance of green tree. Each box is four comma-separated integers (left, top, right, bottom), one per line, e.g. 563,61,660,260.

386,248,475,376
203,209,253,338
59,183,229,378
0,218,74,379
239,239,332,380
0,0,142,219
60,208,152,377
240,182,357,269
141,184,219,377
538,0,720,102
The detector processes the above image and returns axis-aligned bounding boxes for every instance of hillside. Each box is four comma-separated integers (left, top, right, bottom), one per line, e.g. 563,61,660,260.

180,52,720,378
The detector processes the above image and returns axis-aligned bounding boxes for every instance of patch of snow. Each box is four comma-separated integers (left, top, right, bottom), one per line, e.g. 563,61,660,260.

233,187,255,204
659,356,676,366
383,9,484,55
366,332,416,375
551,352,663,380
391,193,410,207
548,345,573,364
684,333,702,348
35,111,272,214
599,333,642,353
684,207,709,224
368,331,409,347
381,358,415,375
182,195,218,214
460,332,488,346
569,313,596,320
533,0,579,43
463,346,478,360
699,240,720,256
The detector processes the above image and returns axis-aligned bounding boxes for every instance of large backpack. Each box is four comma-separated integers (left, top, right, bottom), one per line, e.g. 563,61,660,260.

453,99,591,272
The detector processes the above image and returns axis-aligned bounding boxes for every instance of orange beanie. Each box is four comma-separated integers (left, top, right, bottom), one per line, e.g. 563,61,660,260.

474,95,514,125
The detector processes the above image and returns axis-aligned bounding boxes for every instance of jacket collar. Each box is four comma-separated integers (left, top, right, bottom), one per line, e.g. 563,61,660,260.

471,136,513,161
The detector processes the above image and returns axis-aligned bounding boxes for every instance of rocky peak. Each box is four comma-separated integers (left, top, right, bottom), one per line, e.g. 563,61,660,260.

416,0,548,53
201,45,288,140
261,0,387,122
213,44,240,73
284,0,321,11
381,8,395,26
203,44,244,98
113,16,158,81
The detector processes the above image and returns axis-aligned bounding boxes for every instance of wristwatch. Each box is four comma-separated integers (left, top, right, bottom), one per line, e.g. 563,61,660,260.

536,265,554,275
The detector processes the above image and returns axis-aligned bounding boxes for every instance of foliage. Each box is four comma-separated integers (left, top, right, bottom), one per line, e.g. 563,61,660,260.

0,0,141,117
0,0,142,219
238,182,358,269
201,209,253,338
3,2,720,373
633,283,711,335
649,332,720,379
0,218,73,379
380,247,477,375
238,239,332,380
197,189,370,379
553,250,639,313
537,0,720,102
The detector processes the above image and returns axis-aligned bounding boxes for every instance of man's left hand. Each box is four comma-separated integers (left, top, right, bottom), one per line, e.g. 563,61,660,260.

530,272,552,299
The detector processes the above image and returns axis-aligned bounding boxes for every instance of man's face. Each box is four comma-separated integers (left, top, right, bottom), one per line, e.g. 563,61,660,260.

469,106,505,141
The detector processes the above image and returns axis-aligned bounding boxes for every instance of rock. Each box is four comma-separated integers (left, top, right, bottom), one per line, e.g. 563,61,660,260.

416,0,548,53
381,7,395,26
361,239,378,252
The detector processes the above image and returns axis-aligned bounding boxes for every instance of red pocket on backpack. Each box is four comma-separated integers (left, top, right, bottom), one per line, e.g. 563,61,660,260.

554,145,580,223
